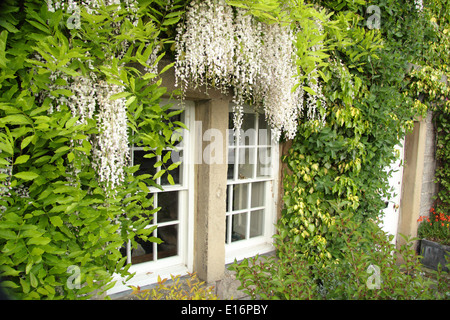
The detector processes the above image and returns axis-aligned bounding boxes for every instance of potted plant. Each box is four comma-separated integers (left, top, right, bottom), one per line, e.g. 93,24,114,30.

417,207,450,271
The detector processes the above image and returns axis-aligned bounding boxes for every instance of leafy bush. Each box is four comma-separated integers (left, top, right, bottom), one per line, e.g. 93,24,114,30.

230,212,450,300
131,272,218,300
0,0,185,299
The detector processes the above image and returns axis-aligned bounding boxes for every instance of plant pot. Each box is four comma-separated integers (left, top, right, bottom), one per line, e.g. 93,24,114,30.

419,239,450,272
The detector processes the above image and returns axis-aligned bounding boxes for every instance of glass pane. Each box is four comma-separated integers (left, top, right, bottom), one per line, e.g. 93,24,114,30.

161,150,182,185
233,183,249,211
251,182,265,208
238,147,255,179
157,225,178,259
227,147,235,180
232,212,247,242
257,147,272,177
225,215,230,244
226,185,230,212
239,113,256,146
250,210,264,238
131,236,155,264
133,150,157,177
228,112,236,146
258,114,271,144
157,191,179,223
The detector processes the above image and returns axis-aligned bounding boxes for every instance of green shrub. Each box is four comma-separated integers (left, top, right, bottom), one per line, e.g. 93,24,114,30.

230,212,450,300
0,0,185,300
131,272,218,300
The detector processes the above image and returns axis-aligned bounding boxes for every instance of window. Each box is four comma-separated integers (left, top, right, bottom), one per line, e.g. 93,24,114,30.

225,105,278,262
110,100,194,294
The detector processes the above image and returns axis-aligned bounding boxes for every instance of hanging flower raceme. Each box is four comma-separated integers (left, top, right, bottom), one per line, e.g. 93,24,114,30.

304,19,326,127
174,0,323,140
91,80,129,191
39,65,129,192
175,0,235,94
256,22,302,141
231,8,263,133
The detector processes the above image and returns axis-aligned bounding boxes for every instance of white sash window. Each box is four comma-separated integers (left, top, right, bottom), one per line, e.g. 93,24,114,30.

225,105,278,263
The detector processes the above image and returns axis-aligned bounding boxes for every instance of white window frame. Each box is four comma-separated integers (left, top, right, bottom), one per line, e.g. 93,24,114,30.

225,104,279,264
108,100,195,295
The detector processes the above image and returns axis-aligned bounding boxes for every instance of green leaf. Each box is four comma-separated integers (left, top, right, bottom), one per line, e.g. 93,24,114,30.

30,247,45,256
54,146,71,154
163,151,171,163
125,95,136,106
30,272,38,288
138,181,150,193
14,155,30,165
153,169,166,180
20,278,30,294
14,171,39,181
67,152,75,163
0,229,16,240
57,66,80,77
0,114,32,125
26,19,50,34
167,174,174,185
1,281,20,289
303,86,317,96
160,62,174,74
0,30,9,68
110,92,131,100
27,237,51,246
65,117,79,128
167,162,181,171
21,135,35,149
49,216,63,227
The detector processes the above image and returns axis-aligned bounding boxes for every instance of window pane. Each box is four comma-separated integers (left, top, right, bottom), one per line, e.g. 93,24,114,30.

157,191,178,223
227,147,235,180
239,113,256,146
232,212,247,242
233,183,248,211
161,150,182,185
257,147,272,177
228,113,236,146
238,148,255,179
258,114,271,144
226,185,230,212
250,210,264,238
225,215,230,243
131,236,155,264
133,150,157,177
157,225,178,259
251,182,265,208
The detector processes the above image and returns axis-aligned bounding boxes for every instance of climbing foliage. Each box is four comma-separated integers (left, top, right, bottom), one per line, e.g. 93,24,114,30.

0,0,185,299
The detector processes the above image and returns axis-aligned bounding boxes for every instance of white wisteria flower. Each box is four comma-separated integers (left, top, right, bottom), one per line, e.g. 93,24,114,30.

91,80,129,192
175,0,325,141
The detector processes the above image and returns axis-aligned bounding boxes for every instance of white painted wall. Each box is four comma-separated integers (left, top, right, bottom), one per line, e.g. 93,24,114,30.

382,140,405,245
